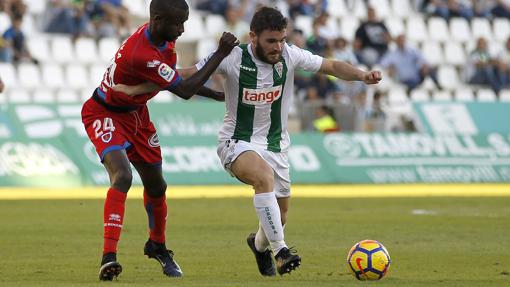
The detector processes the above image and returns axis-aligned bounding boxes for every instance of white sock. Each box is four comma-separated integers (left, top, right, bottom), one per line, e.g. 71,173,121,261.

255,223,286,252
253,192,287,255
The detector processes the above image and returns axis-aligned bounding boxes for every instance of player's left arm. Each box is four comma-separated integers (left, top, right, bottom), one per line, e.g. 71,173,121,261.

319,59,382,85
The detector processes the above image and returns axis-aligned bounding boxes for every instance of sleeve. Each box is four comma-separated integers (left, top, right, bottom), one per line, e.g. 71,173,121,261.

195,50,229,75
133,54,182,90
286,43,323,72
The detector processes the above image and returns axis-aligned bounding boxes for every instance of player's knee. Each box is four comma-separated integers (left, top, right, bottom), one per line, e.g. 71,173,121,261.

253,167,274,192
146,181,167,198
112,169,133,192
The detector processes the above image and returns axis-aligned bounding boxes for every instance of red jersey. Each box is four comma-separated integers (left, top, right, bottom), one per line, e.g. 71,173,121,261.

97,23,181,108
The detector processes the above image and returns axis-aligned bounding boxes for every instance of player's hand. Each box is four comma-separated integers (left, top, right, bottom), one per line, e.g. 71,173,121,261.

362,70,382,85
217,32,240,57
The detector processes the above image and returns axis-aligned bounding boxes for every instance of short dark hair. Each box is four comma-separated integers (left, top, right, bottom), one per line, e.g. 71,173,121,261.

250,7,288,35
150,0,188,15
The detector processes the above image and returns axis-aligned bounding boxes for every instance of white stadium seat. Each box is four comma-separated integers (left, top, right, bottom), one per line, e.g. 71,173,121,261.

33,89,54,103
0,63,18,87
327,0,348,18
410,89,430,102
471,18,493,41
422,42,444,66
196,38,217,60
24,0,46,15
477,89,497,102
444,42,466,66
8,89,30,103
123,0,146,18
75,38,99,64
340,16,360,42
89,64,106,87
99,37,120,63
388,87,409,106
406,17,428,43
454,87,475,102
21,14,36,36
66,64,89,89
353,1,367,18
57,89,80,103
27,37,51,63
427,17,449,42
295,15,313,37
493,18,510,43
438,65,461,90
499,90,510,102
41,64,65,89
205,14,227,38
180,17,205,42
449,18,471,43
369,0,391,19
391,0,413,19
153,90,173,103
385,18,405,38
17,63,41,89
52,36,75,63
432,90,452,101
0,12,10,34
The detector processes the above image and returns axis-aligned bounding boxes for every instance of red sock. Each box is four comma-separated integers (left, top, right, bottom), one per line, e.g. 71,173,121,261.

103,187,127,255
144,191,167,244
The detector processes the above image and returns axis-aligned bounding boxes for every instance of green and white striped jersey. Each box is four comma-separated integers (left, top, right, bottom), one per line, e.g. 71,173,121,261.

196,43,323,152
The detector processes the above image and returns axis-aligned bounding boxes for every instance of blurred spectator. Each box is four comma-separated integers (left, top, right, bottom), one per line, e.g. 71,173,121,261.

496,37,510,88
287,0,326,20
44,0,91,39
380,34,440,91
353,6,390,67
306,17,328,56
0,0,26,19
288,29,315,98
224,4,249,41
1,15,37,64
313,106,339,132
315,12,337,40
305,73,337,101
332,37,358,65
492,0,510,18
196,0,229,15
466,37,501,92
96,0,131,38
362,90,386,132
419,0,473,19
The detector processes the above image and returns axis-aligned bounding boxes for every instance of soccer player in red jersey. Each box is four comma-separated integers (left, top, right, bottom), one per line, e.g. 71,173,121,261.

81,0,239,281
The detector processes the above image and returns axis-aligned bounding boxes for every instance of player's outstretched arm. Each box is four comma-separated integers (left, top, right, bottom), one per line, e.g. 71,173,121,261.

169,32,238,99
319,59,382,85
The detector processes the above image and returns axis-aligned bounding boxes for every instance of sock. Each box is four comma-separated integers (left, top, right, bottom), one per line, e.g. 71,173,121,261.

103,187,127,255
144,191,167,244
253,192,287,255
255,223,286,252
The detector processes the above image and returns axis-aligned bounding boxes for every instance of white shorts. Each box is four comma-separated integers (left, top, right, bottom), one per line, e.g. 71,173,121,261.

217,139,291,198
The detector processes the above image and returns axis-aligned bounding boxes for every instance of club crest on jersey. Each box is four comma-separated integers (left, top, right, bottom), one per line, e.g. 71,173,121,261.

148,133,160,147
147,59,161,68
158,63,175,82
101,132,112,143
274,62,283,78
242,85,282,105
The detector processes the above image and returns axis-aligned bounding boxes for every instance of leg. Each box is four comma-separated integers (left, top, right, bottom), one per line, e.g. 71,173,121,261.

99,149,133,281
132,161,183,278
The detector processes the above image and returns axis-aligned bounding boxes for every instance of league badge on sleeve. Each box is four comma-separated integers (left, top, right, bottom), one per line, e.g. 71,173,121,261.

158,63,175,82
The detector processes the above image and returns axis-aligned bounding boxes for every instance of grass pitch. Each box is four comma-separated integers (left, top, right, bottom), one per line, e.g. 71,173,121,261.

0,185,509,287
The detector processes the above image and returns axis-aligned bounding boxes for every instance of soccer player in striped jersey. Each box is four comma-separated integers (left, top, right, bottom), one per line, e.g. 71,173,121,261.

114,6,381,277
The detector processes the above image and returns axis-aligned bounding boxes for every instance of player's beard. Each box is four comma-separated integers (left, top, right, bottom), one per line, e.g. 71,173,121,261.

255,40,281,65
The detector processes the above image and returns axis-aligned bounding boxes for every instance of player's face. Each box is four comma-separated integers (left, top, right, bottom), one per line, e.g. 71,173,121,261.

252,29,287,65
155,8,189,42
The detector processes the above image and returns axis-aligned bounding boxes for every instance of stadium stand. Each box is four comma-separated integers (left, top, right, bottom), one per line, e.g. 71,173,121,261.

0,0,508,133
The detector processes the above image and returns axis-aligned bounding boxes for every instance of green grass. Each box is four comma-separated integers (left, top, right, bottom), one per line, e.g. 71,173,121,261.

0,196,509,287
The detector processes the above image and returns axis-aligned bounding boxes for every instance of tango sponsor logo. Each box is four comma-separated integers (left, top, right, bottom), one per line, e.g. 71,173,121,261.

242,85,282,105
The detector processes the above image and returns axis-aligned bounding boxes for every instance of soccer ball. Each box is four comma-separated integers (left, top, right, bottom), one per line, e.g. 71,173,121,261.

346,239,391,280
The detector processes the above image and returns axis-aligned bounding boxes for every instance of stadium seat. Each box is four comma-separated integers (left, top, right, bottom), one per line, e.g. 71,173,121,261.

41,64,65,89
369,0,391,19
449,18,471,43
477,89,497,102
51,36,75,63
327,0,348,18
17,63,41,89
406,17,428,43
444,42,466,66
0,63,18,87
27,37,51,63
180,16,205,42
90,64,106,86
422,42,444,66
438,65,461,90
454,87,475,102
499,89,510,102
153,90,173,103
204,14,227,38
391,0,413,18
196,38,217,60
21,14,36,36
340,16,360,42
295,15,313,37
33,89,54,103
385,18,405,38
493,18,510,43
80,88,93,102
0,12,10,34
66,64,89,89
123,0,146,18
388,87,409,106
75,38,99,64
471,18,493,41
432,90,452,101
353,0,367,18
427,17,449,42
410,89,430,102
24,0,46,15
8,89,31,103
57,89,80,103
99,37,120,63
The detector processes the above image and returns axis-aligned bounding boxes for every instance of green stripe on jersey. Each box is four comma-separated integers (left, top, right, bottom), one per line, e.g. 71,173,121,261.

267,58,287,152
233,44,257,142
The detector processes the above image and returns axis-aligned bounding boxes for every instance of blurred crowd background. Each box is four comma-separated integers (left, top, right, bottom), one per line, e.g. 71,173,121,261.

0,0,509,134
